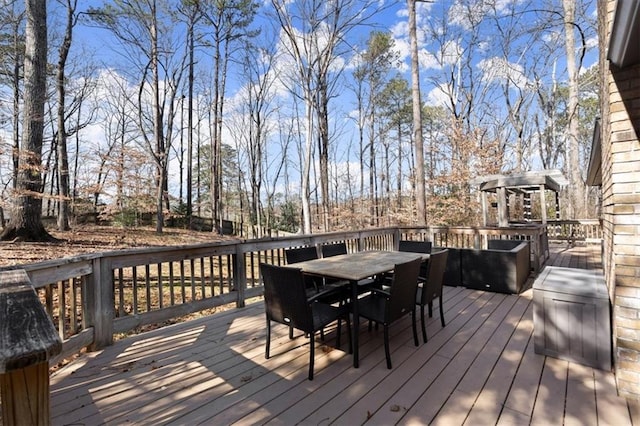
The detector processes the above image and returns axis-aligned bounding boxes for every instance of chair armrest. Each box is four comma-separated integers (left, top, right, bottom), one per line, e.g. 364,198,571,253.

368,287,390,298
308,288,334,303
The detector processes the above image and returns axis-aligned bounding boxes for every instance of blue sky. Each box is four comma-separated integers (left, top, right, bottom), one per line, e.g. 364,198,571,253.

4,0,599,206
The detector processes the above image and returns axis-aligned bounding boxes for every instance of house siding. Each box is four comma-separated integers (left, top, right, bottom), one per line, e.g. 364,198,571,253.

599,0,640,400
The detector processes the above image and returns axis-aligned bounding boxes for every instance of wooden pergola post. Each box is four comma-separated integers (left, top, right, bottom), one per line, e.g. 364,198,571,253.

0,270,61,426
539,184,548,224
497,187,508,227
481,191,488,226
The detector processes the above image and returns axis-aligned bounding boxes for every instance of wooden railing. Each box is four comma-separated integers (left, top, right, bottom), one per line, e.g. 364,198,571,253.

544,219,602,243
0,225,550,367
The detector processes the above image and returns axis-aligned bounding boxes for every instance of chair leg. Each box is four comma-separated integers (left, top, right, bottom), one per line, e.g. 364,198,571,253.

439,296,445,327
428,301,433,318
336,318,342,348
384,325,392,369
420,304,427,344
411,309,419,347
346,314,353,354
309,333,315,380
266,320,271,359
289,325,294,339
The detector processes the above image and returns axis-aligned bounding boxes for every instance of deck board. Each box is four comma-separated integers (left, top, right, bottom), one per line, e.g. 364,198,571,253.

45,243,636,425
463,302,534,425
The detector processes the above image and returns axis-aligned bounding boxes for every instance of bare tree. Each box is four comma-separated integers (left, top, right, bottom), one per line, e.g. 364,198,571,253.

271,0,382,233
89,0,188,232
228,37,279,234
0,1,24,188
175,0,202,227
197,0,258,233
54,0,78,231
1,0,51,241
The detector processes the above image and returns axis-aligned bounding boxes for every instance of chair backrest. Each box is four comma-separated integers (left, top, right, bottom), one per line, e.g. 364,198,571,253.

260,263,313,332
398,240,432,254
420,249,449,305
285,246,318,264
399,240,431,277
387,258,422,322
321,242,348,258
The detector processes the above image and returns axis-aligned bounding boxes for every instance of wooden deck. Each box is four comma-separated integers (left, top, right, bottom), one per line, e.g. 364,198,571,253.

49,243,638,425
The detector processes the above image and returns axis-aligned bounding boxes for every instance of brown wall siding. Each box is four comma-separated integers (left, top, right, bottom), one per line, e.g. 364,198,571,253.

600,0,640,401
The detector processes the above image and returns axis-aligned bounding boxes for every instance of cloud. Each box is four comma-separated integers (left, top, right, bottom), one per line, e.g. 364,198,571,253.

419,49,440,70
391,28,457,69
448,0,527,30
477,57,534,89
425,83,453,108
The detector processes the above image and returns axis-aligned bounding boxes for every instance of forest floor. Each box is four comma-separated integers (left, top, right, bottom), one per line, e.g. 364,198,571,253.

0,224,232,267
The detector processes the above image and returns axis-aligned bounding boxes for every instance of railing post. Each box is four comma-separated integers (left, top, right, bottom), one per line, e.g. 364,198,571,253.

86,258,114,350
1,270,61,426
393,228,401,250
357,232,365,252
234,248,247,308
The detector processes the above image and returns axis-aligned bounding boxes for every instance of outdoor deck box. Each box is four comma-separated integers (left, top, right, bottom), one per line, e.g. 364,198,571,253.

432,241,530,292
459,241,531,294
533,266,611,370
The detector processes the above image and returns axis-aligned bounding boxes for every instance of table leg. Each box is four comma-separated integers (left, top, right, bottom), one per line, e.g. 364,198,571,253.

351,279,359,368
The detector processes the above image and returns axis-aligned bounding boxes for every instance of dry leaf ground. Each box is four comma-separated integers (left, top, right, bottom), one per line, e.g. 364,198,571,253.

0,224,232,268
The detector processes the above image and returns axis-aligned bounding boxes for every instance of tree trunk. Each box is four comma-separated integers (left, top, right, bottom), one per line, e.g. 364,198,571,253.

187,13,195,227
317,83,330,232
56,0,75,232
408,0,426,225
1,0,53,242
368,108,376,225
301,99,313,234
150,1,165,233
12,13,21,190
563,0,585,218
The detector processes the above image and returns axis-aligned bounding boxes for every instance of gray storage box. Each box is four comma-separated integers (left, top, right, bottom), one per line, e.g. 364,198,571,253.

533,266,611,370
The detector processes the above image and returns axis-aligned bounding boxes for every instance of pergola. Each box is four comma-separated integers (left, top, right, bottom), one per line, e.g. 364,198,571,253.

470,170,568,227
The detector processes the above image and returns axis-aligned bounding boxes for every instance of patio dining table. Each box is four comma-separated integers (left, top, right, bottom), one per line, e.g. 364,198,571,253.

293,250,429,368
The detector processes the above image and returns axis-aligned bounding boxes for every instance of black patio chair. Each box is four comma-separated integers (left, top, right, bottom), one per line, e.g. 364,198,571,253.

357,258,422,369
398,239,432,285
321,242,348,258
398,240,432,254
285,246,350,338
378,240,432,288
285,245,349,297
416,249,449,343
321,241,381,295
285,246,324,294
285,246,319,264
261,263,352,380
